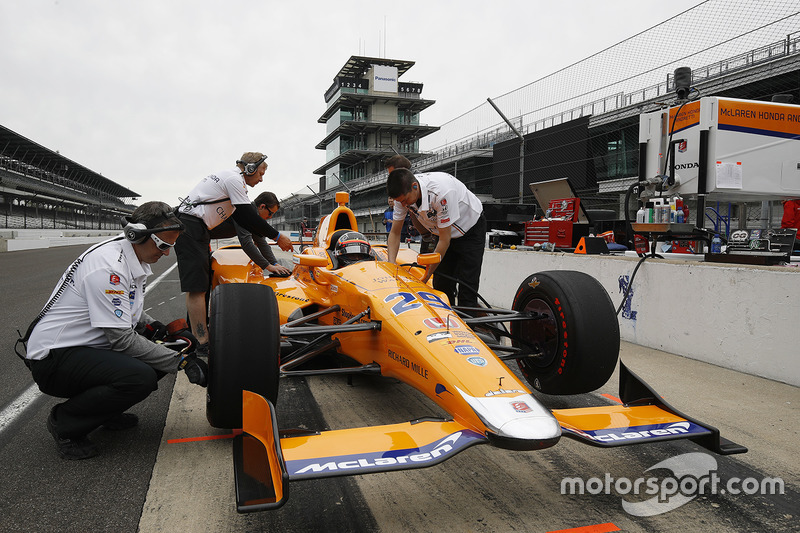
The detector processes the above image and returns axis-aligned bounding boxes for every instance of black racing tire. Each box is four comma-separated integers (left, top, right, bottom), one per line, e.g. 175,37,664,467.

206,283,280,429
511,270,619,395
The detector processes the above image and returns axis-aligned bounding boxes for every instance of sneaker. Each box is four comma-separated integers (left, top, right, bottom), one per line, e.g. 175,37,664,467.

46,408,98,460
195,342,209,359
102,412,139,430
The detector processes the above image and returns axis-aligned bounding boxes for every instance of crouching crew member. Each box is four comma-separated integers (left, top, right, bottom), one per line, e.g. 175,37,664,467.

18,202,208,460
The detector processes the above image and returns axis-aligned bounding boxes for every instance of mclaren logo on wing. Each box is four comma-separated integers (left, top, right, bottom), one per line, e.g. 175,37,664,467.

564,421,704,443
289,430,483,476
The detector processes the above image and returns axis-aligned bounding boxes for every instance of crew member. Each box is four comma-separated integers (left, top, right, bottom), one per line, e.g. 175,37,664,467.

233,191,291,276
175,152,293,354
384,154,436,252
387,169,486,308
21,202,208,460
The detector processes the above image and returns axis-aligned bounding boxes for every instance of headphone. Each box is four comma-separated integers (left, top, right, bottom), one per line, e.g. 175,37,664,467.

237,153,268,176
121,213,183,244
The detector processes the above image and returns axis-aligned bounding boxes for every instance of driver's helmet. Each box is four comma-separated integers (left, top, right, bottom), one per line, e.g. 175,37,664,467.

333,231,372,266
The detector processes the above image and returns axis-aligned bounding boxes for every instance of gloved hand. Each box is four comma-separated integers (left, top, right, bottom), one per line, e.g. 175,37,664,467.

163,319,199,354
143,320,168,341
179,354,208,387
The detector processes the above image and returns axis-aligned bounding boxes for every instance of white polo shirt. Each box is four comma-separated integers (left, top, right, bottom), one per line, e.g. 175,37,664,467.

178,168,251,229
26,236,152,361
393,172,483,238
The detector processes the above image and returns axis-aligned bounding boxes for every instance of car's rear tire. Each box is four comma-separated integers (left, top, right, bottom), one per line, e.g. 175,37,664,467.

511,271,619,395
207,283,280,428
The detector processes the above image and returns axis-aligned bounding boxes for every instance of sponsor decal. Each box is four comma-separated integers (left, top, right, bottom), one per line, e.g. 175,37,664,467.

423,317,459,329
678,140,687,152
109,274,121,285
440,217,450,223
114,309,123,318
426,332,452,343
387,349,428,379
453,345,479,355
512,401,533,413
440,199,447,205
105,290,125,295
330,285,338,293
484,388,525,397
288,430,484,477
276,292,310,303
111,297,121,307
466,356,487,367
562,421,707,444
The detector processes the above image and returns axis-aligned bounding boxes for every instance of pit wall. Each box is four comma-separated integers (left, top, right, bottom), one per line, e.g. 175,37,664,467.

479,249,800,387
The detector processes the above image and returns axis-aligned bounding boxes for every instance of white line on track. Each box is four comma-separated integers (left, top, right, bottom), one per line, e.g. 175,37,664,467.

0,262,179,434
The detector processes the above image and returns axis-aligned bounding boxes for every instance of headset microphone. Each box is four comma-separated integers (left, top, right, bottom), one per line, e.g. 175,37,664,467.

237,153,268,176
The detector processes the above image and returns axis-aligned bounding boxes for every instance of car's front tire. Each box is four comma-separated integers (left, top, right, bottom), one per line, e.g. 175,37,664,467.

207,283,280,428
511,271,619,395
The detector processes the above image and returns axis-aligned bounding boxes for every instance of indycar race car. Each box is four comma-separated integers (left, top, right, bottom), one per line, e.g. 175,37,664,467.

206,192,746,513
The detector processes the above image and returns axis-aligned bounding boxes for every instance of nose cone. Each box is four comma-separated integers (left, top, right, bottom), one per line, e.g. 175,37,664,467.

457,388,561,449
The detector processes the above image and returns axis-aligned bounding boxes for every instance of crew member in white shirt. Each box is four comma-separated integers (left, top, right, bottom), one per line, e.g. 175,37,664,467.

175,152,293,353
23,202,208,460
387,169,486,308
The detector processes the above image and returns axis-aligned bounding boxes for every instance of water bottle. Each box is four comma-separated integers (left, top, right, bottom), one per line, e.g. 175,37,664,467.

711,234,722,254
636,205,646,224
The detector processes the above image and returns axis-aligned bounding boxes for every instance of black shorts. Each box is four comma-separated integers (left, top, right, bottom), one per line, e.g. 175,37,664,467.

175,214,212,293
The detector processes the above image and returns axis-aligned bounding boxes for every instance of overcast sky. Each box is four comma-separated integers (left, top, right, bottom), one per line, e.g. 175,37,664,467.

1,0,701,206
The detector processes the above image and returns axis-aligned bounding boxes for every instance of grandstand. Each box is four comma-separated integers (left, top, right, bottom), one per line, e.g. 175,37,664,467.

0,124,138,230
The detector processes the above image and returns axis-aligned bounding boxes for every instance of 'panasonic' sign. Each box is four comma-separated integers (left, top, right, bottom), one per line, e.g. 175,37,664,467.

373,65,398,92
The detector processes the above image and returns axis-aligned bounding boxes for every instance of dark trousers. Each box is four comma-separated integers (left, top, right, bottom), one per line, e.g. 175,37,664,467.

30,347,161,439
433,214,486,308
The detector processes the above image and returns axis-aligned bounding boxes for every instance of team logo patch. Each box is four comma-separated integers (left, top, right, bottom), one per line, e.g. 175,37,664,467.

511,401,533,413
109,274,121,285
423,317,459,329
466,356,487,367
114,309,123,318
454,345,480,355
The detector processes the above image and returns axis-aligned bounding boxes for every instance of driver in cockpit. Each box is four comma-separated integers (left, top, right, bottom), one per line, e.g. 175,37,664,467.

333,231,373,268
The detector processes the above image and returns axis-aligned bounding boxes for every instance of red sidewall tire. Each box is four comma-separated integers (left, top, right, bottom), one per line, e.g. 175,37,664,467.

511,271,619,395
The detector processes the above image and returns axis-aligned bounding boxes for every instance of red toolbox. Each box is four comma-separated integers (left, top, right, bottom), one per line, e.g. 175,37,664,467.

524,198,584,247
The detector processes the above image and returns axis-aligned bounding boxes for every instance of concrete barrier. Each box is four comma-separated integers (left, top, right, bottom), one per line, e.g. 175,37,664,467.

0,229,120,252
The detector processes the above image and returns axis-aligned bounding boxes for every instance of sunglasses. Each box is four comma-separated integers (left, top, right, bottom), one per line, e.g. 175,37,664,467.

262,205,279,219
150,232,176,251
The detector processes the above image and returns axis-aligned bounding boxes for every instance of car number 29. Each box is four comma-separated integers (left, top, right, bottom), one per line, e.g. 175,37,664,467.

383,291,451,316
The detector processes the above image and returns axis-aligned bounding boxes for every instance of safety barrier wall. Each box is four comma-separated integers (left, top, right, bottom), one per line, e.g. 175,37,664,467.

479,249,800,387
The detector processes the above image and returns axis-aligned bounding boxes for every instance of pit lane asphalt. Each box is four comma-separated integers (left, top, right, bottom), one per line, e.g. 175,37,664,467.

1,246,797,532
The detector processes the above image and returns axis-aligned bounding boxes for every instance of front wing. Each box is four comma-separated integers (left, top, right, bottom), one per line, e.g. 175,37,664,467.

233,362,746,513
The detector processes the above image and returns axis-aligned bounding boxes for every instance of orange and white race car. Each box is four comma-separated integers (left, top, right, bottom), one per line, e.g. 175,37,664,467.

206,192,746,513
